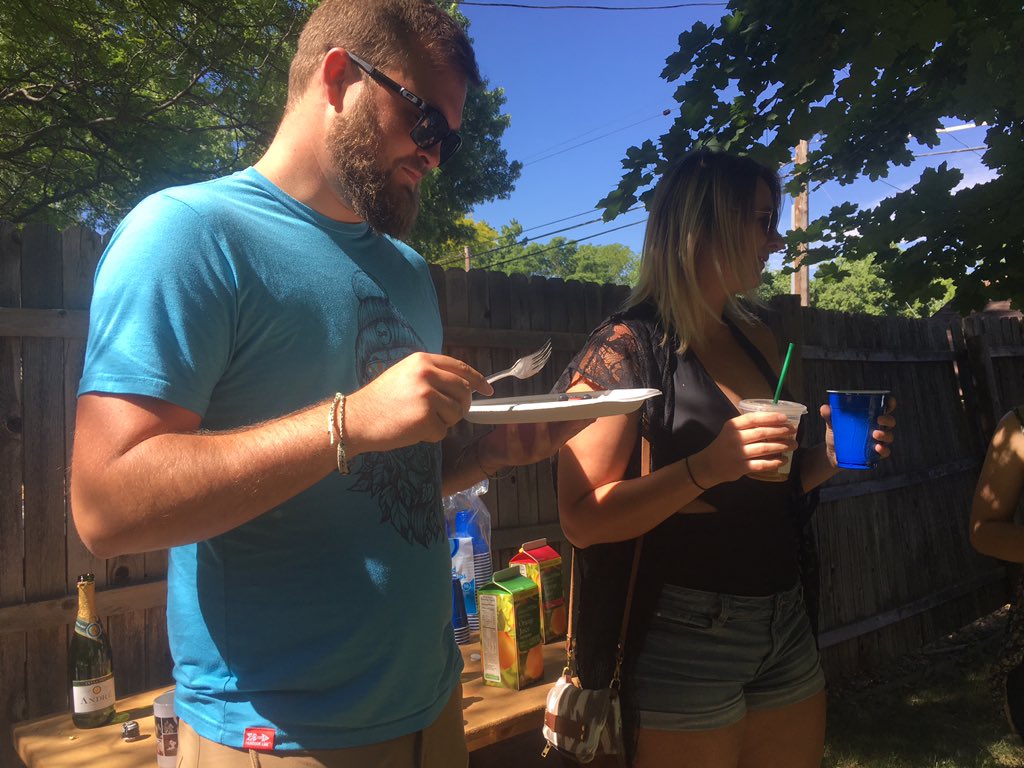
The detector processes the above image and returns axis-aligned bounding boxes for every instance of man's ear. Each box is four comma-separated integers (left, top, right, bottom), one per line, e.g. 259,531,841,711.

321,48,357,111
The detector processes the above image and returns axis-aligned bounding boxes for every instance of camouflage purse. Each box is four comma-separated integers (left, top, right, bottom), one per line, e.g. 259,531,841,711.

541,441,648,765
542,668,625,764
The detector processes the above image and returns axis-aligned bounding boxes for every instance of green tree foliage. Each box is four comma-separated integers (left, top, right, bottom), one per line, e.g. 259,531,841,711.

811,256,955,318
757,268,792,303
599,0,1023,314
571,243,637,286
464,219,637,284
1,0,302,228
0,0,520,237
431,216,500,268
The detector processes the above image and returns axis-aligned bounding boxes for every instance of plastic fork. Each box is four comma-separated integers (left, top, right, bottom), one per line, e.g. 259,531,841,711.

485,339,553,385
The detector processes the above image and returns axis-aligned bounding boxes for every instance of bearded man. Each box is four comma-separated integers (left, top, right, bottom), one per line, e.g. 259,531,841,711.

70,2,588,765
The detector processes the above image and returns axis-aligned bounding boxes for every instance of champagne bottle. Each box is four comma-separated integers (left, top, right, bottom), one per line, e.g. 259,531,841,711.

69,573,116,728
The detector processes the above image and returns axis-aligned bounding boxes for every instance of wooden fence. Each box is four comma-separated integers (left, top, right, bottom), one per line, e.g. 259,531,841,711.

2,221,1022,765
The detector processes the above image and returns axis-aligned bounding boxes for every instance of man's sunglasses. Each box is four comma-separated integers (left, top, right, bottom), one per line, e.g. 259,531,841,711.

347,51,462,166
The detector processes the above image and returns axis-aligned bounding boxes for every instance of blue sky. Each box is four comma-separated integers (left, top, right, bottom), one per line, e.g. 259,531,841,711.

457,2,994,271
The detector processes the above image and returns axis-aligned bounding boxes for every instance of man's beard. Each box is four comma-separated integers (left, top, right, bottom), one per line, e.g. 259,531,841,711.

326,94,421,239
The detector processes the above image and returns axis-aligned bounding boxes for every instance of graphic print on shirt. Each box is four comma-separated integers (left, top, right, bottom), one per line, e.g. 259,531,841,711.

349,270,443,548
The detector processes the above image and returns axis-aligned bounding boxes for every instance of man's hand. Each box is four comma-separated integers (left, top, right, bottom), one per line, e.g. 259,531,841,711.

344,352,493,455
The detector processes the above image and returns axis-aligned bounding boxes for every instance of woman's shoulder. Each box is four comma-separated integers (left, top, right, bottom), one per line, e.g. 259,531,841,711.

587,301,664,349
1000,407,1024,437
1011,407,1024,430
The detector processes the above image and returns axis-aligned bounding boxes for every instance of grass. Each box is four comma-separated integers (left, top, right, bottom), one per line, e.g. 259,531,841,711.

824,609,1024,768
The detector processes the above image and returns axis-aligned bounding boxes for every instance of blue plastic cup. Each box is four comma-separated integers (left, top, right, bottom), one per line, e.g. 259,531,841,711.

827,390,891,469
451,576,470,645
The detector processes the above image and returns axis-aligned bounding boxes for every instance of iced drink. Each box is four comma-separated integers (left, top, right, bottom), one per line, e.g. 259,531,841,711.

735,398,807,482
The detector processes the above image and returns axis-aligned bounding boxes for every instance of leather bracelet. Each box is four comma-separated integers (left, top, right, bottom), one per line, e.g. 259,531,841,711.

685,455,708,491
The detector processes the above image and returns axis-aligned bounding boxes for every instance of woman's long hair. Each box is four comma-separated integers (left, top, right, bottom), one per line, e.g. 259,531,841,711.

627,149,782,352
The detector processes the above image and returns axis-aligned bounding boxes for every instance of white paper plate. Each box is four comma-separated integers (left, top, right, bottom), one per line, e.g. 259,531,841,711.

466,388,661,425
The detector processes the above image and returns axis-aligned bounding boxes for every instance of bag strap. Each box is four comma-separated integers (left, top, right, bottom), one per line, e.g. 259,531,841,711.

565,437,649,690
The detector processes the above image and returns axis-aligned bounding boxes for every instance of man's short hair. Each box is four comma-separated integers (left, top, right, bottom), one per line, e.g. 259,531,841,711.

287,0,480,109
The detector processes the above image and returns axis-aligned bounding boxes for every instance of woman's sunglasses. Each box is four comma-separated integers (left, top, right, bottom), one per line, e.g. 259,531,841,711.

347,51,463,166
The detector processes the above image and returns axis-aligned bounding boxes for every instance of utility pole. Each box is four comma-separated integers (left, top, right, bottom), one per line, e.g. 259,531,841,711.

463,245,471,272
791,139,810,307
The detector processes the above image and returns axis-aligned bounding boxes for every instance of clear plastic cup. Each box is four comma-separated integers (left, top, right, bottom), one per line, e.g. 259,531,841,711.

735,398,807,482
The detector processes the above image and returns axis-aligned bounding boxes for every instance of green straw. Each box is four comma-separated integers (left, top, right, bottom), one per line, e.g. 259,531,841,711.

773,342,795,404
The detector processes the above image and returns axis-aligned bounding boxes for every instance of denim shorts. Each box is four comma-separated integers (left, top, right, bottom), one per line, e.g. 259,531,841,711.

631,582,825,731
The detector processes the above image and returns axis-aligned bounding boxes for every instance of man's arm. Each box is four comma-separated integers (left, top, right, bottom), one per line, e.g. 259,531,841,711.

440,419,595,497
71,352,491,558
71,393,335,557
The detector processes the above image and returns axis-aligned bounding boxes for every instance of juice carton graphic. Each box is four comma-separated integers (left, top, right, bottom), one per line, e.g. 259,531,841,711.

477,567,544,690
509,538,566,643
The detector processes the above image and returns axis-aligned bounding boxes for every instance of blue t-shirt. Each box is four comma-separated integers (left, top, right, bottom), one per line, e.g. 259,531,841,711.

79,168,461,750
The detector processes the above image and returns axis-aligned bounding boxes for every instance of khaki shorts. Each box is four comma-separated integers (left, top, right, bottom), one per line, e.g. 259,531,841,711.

176,685,467,768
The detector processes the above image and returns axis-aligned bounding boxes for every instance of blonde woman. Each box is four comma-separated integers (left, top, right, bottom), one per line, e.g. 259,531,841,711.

555,149,896,768
969,406,1024,739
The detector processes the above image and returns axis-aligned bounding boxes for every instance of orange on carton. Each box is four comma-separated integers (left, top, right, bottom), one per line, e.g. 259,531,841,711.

510,538,566,643
477,566,543,690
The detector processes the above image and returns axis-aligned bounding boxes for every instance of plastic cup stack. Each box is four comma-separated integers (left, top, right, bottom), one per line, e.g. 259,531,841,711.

455,510,491,631
451,576,470,645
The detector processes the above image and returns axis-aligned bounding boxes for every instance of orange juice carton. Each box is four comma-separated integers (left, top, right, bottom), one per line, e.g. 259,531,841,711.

477,567,544,690
509,538,566,642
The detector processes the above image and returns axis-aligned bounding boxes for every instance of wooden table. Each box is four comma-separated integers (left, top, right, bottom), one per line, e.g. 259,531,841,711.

12,641,564,767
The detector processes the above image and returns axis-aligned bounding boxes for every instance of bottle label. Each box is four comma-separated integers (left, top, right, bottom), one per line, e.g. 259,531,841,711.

72,673,116,714
74,617,105,641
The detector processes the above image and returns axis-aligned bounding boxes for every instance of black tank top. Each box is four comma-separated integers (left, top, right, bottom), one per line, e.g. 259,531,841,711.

644,317,800,595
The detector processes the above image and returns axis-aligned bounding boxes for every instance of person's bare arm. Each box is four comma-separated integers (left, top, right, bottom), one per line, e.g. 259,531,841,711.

440,418,593,497
71,352,491,558
970,410,1024,562
71,393,335,557
557,380,798,548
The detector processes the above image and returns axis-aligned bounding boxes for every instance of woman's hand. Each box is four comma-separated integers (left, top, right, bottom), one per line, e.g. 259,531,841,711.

688,410,799,488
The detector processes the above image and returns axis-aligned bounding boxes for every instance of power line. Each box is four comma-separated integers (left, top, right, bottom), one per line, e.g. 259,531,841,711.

524,109,673,166
437,204,645,267
480,218,647,272
522,107,672,164
457,2,726,9
914,146,986,158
